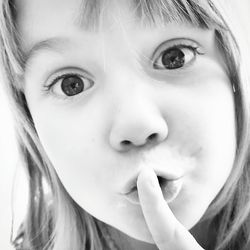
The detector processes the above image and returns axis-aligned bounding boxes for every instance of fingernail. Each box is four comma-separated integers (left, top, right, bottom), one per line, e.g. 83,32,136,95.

139,168,159,189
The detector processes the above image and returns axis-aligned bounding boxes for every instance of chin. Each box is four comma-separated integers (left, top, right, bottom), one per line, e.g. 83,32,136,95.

126,225,155,243
108,210,155,244
170,197,211,231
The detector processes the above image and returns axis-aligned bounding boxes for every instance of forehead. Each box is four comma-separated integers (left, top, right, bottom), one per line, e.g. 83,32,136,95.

16,0,219,35
16,0,135,50
16,0,182,30
16,0,222,60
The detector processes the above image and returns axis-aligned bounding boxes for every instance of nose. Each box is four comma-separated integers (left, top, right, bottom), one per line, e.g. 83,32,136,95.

109,97,168,152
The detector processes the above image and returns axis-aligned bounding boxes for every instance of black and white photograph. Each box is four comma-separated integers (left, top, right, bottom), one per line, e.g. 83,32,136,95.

1,0,250,249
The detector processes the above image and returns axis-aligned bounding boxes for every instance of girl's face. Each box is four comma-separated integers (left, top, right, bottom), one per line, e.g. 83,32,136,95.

18,0,236,243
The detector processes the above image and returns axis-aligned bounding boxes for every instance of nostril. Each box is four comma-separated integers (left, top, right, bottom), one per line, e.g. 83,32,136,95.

121,140,132,146
147,133,158,142
119,133,160,149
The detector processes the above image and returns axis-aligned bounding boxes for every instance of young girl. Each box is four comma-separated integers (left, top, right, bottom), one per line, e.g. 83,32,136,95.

1,0,250,249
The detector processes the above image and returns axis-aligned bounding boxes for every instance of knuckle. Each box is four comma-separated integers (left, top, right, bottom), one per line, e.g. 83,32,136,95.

155,232,175,250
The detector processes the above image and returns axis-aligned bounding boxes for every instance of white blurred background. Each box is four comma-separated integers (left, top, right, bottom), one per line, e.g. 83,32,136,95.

0,1,249,250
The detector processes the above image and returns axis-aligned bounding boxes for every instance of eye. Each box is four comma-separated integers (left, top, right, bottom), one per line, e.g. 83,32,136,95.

61,75,86,96
153,39,204,70
45,72,94,98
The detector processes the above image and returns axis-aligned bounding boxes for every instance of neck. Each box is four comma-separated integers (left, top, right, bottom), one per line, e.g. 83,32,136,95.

190,219,215,250
104,219,214,250
104,225,158,250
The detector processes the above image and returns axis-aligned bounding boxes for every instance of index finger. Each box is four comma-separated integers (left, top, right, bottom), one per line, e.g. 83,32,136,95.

137,168,204,250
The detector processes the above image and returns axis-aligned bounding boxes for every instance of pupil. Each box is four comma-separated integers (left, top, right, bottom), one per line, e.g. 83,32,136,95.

162,48,185,69
61,76,84,96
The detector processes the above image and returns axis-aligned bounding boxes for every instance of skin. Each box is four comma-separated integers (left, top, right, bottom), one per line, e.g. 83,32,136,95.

17,0,236,249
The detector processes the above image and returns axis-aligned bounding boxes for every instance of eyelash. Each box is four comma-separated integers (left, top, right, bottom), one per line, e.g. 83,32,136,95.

152,39,205,71
42,40,204,101
43,71,93,101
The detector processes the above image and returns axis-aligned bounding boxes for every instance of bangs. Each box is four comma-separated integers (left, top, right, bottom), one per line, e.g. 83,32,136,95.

78,0,226,30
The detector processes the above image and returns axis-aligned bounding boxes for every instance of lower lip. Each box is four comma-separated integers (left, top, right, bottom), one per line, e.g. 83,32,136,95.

124,178,183,205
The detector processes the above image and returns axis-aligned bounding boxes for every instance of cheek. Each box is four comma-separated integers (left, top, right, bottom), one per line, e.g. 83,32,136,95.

33,110,112,203
195,86,236,183
38,119,118,219
164,76,236,226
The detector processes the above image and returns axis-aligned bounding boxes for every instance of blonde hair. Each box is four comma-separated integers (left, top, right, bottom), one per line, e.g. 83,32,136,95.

1,0,250,249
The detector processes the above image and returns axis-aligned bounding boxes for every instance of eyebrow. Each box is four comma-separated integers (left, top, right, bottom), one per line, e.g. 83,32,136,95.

24,37,70,68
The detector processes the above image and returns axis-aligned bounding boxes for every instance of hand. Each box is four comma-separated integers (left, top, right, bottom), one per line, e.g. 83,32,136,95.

137,168,204,250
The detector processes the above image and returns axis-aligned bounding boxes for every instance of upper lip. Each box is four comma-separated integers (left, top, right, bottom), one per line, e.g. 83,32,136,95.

121,169,184,195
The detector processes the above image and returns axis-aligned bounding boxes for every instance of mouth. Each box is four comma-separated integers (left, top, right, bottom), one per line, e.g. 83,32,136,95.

123,175,183,205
